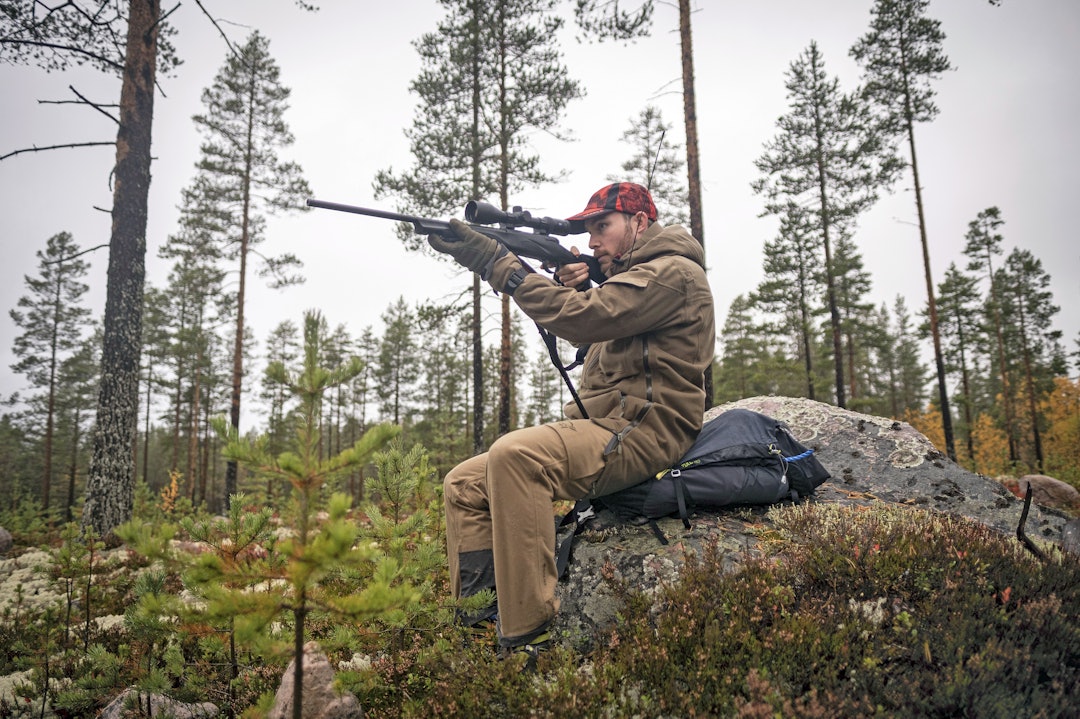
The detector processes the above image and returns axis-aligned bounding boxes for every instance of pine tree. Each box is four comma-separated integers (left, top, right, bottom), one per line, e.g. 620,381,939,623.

524,353,563,427
192,31,312,506
851,0,956,459
997,248,1064,471
414,301,471,472
934,262,984,465
376,0,582,444
2,2,176,535
55,328,101,522
208,310,407,719
889,296,928,417
751,206,824,400
261,320,302,463
575,0,710,405
10,232,92,516
311,318,353,465
376,298,421,426
609,105,689,226
831,233,878,413
158,181,231,498
138,286,171,488
753,41,900,410
714,295,780,402
962,207,1018,463
574,0,654,40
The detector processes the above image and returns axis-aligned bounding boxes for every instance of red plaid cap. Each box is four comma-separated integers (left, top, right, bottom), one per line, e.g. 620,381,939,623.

566,182,658,233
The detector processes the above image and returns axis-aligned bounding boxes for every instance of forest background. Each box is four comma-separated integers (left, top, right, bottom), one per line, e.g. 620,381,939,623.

1,0,1078,521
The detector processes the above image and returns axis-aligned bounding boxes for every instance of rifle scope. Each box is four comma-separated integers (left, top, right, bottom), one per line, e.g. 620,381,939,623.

465,201,572,236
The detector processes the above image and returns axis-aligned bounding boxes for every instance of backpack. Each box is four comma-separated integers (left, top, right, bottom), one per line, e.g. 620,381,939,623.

556,408,830,576
595,408,831,527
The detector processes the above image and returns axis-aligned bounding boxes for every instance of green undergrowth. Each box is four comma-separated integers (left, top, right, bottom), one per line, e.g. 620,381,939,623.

2,502,1076,717
388,503,1078,719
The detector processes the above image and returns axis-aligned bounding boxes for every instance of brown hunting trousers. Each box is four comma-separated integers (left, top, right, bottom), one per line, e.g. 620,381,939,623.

445,418,640,645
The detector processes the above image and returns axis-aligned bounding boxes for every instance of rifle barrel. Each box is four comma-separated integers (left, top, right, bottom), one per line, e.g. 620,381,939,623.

306,199,417,224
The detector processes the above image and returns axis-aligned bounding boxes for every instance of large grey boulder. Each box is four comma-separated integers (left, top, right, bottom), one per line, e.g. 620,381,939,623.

268,641,364,719
0,526,12,556
554,396,1071,651
1015,474,1080,511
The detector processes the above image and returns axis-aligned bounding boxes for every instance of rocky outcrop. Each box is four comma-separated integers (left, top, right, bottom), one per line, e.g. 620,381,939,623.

0,527,11,556
99,689,217,719
554,396,1072,651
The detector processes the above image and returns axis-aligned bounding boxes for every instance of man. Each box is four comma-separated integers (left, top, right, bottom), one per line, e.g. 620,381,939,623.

427,182,714,664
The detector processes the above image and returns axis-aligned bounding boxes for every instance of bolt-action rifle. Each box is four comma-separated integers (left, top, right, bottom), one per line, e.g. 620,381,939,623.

306,198,605,287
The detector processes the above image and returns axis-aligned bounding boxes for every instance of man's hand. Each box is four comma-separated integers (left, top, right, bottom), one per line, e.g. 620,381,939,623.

427,218,506,279
554,246,591,290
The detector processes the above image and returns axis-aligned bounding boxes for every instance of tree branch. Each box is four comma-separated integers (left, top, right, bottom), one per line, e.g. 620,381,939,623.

192,0,239,57
151,2,183,33
44,243,110,265
0,38,123,71
41,85,120,124
0,141,114,162
1016,482,1048,562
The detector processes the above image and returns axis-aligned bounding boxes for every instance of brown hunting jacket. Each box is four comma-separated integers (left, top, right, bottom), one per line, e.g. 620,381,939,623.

488,221,715,487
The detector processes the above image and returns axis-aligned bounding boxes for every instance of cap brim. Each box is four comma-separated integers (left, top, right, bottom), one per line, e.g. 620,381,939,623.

564,208,613,235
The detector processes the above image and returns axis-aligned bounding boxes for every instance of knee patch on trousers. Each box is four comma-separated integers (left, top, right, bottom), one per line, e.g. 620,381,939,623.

459,548,497,597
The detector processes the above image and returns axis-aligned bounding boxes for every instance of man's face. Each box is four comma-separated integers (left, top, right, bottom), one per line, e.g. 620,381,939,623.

585,212,644,273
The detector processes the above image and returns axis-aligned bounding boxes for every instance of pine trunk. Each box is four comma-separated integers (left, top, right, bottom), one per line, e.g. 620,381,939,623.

83,0,160,537
906,116,956,460
679,0,712,409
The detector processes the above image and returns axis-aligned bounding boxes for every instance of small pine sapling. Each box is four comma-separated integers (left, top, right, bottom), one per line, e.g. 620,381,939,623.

210,310,416,719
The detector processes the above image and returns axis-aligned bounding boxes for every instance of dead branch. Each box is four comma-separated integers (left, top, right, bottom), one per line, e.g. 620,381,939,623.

1016,482,1048,562
0,141,114,162
193,0,239,57
44,244,110,264
37,85,121,125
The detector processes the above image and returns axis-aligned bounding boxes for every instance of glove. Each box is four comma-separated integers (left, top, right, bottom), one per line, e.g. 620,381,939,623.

427,218,507,279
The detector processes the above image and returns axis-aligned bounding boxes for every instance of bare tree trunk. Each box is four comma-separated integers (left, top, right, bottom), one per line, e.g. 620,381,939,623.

1015,298,1044,470
800,294,815,401
986,269,1018,464
65,405,83,523
187,347,201,501
142,361,152,484
817,170,845,408
678,0,712,409
83,0,160,537
470,1,485,454
906,118,956,460
43,269,63,515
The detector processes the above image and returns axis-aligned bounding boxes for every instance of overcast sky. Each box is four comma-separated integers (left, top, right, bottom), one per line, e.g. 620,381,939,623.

2,0,1077,417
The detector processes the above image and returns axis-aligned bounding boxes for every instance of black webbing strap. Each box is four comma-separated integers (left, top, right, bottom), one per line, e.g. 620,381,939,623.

539,327,589,418
648,518,669,545
555,498,595,578
673,471,692,529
